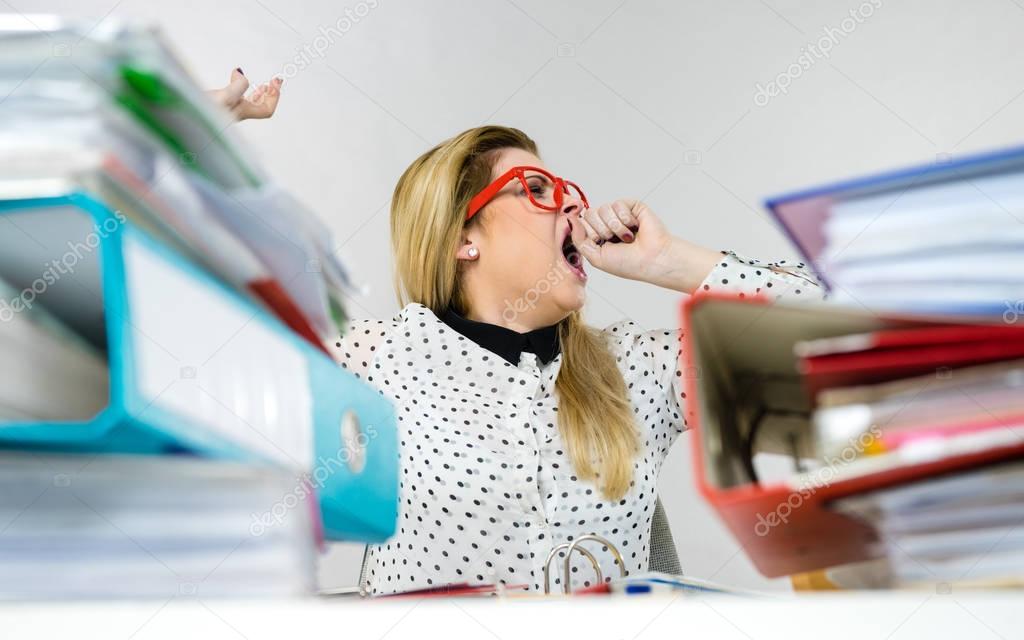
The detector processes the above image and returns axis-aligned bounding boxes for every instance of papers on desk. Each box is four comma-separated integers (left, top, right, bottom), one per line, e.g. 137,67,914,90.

767,145,1024,316
574,572,757,597
0,452,316,599
375,573,754,599
832,462,1024,588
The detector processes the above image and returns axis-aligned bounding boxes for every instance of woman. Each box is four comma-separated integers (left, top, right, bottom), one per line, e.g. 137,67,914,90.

216,73,824,595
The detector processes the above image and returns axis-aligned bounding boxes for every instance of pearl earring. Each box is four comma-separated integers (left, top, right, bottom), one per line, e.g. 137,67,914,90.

467,247,479,258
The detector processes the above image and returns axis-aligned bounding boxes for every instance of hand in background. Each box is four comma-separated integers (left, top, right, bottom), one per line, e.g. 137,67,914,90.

207,68,283,121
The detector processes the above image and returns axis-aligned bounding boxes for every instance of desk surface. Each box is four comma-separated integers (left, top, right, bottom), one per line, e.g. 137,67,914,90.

1,592,1020,639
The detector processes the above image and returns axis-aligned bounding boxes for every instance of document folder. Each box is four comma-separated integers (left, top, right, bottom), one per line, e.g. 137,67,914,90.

765,144,1024,288
0,193,398,542
682,292,1024,577
0,15,355,348
765,144,1024,316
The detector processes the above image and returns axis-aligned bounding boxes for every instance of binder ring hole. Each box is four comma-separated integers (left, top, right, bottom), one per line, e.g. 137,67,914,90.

340,410,366,474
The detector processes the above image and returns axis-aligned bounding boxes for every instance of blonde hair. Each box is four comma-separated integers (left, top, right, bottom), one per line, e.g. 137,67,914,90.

390,126,638,499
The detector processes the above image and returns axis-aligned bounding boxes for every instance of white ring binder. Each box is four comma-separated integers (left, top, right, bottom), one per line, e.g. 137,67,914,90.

543,533,626,594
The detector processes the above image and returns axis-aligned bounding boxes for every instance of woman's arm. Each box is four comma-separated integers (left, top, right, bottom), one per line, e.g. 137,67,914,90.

569,199,825,300
635,233,723,294
583,200,826,446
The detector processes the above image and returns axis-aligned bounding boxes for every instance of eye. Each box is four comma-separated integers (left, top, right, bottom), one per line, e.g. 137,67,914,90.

523,177,550,197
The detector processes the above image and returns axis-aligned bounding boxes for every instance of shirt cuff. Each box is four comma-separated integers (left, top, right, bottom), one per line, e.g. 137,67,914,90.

695,250,826,302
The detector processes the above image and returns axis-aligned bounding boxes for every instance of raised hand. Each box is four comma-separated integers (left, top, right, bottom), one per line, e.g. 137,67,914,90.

207,68,283,121
569,199,720,293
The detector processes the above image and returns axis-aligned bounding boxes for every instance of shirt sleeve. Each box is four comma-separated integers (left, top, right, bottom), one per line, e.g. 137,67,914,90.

605,250,826,450
697,250,827,303
327,318,398,384
603,320,688,459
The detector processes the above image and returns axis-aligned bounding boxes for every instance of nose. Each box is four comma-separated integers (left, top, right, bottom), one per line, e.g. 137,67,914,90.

560,192,583,217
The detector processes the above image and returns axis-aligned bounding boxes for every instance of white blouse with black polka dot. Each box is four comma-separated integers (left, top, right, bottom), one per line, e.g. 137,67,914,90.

329,251,824,595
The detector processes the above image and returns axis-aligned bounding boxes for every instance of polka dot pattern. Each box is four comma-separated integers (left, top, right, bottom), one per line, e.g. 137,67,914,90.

329,251,823,595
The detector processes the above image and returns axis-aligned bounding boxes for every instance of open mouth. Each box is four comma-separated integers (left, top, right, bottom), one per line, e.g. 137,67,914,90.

561,225,586,282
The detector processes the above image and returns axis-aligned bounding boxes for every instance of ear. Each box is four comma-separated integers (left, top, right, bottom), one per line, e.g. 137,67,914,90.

455,234,479,261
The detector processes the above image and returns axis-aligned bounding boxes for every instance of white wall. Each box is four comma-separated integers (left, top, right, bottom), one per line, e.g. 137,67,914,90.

17,0,1024,590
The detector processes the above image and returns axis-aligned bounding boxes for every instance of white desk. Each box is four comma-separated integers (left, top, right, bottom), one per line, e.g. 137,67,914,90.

1,592,1020,639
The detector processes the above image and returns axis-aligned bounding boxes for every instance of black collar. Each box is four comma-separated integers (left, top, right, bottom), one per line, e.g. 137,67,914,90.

440,308,561,366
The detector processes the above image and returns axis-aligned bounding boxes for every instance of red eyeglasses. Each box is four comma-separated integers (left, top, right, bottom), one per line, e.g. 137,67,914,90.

466,165,589,221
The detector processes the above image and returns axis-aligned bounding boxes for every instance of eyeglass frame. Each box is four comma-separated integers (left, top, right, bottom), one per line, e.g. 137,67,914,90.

465,165,589,221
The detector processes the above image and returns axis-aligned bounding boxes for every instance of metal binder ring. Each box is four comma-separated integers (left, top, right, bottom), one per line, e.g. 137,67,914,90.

542,534,627,594
563,534,626,594
340,410,366,474
543,542,602,595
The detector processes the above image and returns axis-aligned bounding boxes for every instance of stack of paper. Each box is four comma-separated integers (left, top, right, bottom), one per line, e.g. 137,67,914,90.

0,452,316,599
788,324,1024,486
799,325,1024,466
794,323,1024,587
767,146,1024,316
831,462,1024,588
575,572,758,597
0,17,356,599
822,172,1024,314
812,359,1024,462
0,14,355,347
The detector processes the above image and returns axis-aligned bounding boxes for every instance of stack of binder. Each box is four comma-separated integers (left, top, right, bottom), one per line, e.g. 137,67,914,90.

0,453,318,599
683,146,1024,589
0,16,398,599
767,146,1024,315
832,461,1024,588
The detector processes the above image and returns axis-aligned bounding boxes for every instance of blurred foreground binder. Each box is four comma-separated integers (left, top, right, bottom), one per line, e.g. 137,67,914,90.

766,144,1024,315
0,452,317,599
0,194,398,542
682,293,1024,578
0,14,356,350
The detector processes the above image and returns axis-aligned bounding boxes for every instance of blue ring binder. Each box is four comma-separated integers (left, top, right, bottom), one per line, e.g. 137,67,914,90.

0,193,399,543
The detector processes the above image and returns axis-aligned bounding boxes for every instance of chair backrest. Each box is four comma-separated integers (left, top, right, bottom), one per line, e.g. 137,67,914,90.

356,496,681,591
647,496,682,575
